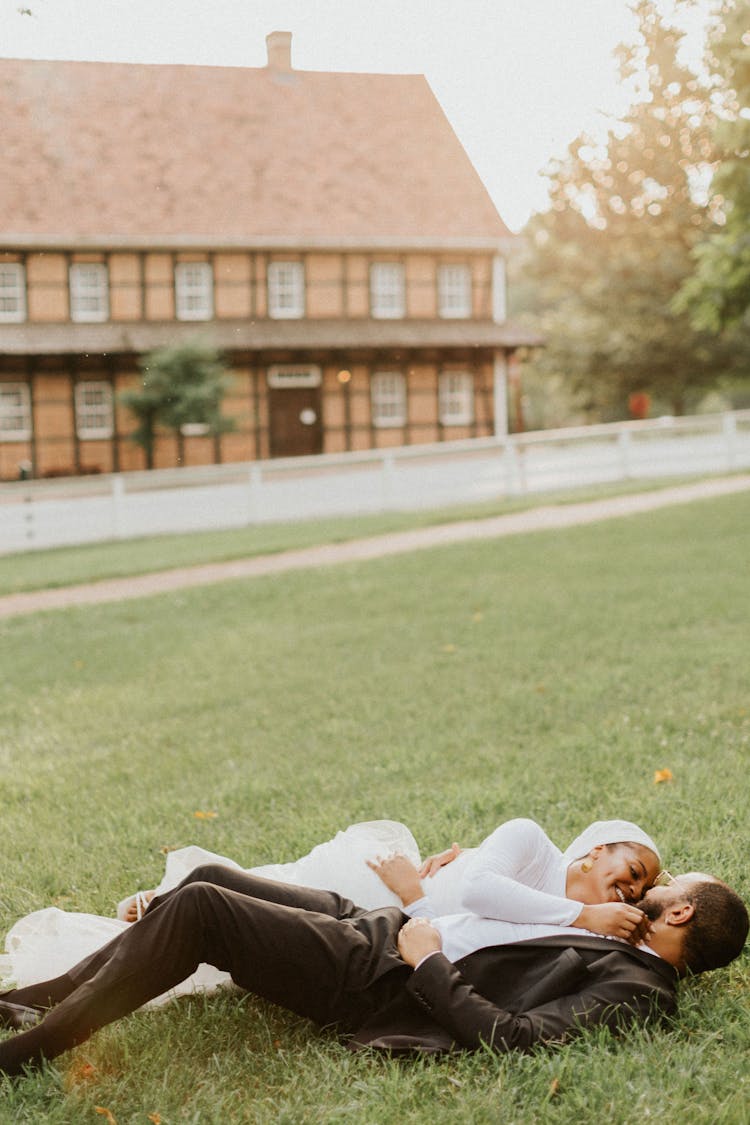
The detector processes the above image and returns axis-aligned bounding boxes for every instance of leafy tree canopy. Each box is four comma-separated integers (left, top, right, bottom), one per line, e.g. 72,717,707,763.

120,340,235,468
675,0,750,330
518,0,742,419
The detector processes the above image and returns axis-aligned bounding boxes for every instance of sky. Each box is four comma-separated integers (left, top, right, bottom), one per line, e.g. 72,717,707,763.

0,0,713,232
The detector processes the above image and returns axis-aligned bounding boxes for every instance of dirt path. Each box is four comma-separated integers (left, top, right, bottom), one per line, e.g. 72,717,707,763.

2,474,749,620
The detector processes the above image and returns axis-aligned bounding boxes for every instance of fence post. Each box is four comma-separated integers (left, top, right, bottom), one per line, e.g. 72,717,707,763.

723,412,737,471
504,437,524,496
247,463,263,524
111,474,125,539
381,453,397,509
617,427,633,480
22,487,34,546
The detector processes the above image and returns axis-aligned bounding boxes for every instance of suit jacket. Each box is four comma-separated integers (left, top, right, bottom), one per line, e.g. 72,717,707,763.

350,934,679,1054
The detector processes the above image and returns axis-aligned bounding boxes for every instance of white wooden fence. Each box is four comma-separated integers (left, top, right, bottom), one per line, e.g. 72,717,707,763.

1,410,749,556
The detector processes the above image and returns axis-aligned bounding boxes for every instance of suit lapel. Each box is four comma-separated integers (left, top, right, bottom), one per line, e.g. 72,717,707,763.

481,934,679,984
451,934,677,1012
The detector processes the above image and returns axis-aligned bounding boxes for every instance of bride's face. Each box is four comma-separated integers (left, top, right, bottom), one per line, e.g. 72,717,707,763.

584,843,661,905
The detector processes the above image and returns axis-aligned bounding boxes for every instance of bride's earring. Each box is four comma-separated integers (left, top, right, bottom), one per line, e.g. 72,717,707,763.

581,859,593,873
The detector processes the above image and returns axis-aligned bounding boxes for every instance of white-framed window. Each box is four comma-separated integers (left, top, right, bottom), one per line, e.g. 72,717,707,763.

0,383,32,441
370,263,405,319
371,371,406,428
74,381,114,439
69,263,109,322
439,371,475,426
267,261,305,318
492,254,507,323
438,264,472,318
175,262,214,320
0,263,26,322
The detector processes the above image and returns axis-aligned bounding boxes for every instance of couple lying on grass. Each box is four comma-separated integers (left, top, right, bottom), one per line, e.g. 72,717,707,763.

1,816,747,1078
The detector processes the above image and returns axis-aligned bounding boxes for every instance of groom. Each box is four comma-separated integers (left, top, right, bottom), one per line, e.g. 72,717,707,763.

1,863,747,1076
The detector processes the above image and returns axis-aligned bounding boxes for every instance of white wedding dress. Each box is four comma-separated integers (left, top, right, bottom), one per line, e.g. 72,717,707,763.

1,820,474,1003
2,816,657,1005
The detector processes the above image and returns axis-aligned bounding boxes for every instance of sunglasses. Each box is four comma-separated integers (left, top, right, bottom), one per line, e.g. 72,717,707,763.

653,870,675,887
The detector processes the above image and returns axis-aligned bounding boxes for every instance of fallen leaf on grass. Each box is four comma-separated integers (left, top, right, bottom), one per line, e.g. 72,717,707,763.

549,1077,561,1097
95,1109,117,1125
654,768,674,784
148,1115,162,1124
194,810,218,820
63,1059,97,1089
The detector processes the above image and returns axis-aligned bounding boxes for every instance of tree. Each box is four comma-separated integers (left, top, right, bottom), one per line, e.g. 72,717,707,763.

518,0,735,419
675,0,750,331
120,341,235,469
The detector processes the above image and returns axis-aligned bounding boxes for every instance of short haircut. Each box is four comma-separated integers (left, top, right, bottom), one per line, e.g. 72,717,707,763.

682,880,749,973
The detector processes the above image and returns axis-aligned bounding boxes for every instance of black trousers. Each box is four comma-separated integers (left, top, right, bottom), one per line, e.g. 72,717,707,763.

8,865,411,1064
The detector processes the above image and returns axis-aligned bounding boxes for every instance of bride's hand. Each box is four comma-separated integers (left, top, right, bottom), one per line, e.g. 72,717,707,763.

121,890,155,923
573,902,653,945
418,843,462,879
366,854,425,906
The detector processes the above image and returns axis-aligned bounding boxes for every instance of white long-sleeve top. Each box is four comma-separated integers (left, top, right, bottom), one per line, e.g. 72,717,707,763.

407,818,583,926
425,915,660,965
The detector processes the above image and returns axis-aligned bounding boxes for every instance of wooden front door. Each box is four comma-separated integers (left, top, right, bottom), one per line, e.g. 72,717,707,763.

268,386,323,458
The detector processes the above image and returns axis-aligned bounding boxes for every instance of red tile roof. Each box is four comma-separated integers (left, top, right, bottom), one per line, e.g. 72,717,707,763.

0,58,509,245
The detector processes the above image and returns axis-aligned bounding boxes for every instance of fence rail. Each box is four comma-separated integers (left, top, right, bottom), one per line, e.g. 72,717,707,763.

2,410,749,555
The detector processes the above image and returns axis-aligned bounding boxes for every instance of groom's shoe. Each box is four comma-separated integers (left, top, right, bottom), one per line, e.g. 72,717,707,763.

0,997,40,1031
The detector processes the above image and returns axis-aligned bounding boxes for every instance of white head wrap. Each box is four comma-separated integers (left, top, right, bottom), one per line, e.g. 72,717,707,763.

562,820,660,867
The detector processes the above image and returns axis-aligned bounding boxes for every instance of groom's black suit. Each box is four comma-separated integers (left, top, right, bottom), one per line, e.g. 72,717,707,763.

7,864,679,1066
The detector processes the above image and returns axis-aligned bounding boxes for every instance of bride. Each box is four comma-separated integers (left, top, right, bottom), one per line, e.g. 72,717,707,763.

2,817,661,1003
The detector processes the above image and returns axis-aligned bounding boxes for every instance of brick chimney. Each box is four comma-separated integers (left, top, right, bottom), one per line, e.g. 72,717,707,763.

266,31,292,72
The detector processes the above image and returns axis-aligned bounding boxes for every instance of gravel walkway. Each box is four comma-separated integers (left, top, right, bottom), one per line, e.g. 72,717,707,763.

2,474,749,620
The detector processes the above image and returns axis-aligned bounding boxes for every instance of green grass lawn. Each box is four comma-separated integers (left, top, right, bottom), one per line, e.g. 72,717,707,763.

1,489,749,1122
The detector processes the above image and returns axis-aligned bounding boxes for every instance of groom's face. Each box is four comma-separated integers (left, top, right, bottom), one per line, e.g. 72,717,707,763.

636,873,713,920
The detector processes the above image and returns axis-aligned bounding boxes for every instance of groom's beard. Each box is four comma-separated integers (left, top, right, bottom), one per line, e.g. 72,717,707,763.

636,894,666,923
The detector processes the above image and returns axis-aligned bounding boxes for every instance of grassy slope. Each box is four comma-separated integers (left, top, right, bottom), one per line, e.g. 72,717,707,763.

1,489,749,1122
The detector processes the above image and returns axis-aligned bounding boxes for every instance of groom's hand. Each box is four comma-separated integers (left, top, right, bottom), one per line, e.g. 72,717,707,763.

397,917,443,966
